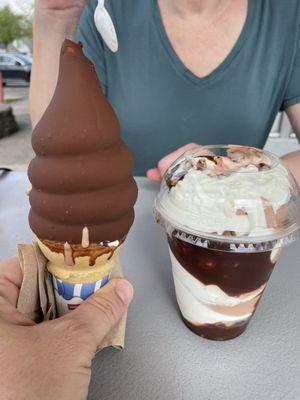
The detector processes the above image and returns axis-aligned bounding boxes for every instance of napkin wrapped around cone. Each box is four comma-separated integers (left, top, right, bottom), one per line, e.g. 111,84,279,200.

17,242,127,350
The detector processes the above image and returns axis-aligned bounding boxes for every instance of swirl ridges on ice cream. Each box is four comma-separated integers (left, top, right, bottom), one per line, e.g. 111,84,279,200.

28,40,137,244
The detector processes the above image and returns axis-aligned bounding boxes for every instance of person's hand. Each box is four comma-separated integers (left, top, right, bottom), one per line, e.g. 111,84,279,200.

147,143,198,182
0,257,134,400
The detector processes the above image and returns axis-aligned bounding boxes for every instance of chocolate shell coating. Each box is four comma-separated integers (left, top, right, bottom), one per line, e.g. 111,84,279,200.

28,40,137,244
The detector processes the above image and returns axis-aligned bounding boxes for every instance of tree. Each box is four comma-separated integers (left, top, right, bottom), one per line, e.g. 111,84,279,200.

12,0,33,40
0,5,31,50
20,17,33,42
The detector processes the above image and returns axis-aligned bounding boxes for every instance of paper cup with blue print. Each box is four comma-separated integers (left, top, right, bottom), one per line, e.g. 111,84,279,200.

37,239,123,317
52,274,110,316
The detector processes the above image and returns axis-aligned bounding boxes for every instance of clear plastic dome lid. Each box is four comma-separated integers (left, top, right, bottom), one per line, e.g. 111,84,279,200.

154,145,300,252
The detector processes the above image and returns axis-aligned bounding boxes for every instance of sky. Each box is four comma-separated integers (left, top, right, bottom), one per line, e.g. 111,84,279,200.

0,0,33,13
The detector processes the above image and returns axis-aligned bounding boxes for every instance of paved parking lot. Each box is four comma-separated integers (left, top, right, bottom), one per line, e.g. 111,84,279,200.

4,82,29,102
0,84,33,170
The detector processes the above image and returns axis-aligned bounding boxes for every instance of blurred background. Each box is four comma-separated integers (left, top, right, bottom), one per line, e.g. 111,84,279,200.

0,0,33,170
0,0,299,171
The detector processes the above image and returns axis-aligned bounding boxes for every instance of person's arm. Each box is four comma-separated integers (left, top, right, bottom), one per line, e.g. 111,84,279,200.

30,1,88,128
281,104,300,184
278,24,300,185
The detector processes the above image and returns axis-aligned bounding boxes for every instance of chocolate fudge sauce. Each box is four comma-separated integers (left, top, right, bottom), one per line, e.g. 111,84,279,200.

182,318,251,341
168,234,276,296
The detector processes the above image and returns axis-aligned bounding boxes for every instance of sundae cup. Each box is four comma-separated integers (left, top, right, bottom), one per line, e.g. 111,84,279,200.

155,145,300,340
28,40,137,316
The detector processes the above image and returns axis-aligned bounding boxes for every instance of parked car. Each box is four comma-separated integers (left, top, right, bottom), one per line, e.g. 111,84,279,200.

0,53,32,85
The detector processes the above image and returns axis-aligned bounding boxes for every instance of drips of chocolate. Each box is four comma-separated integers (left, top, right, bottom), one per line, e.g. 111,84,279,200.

42,239,123,267
168,233,276,296
28,40,138,244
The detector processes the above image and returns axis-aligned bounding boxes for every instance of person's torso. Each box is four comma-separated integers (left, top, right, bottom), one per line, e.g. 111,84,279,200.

78,0,300,175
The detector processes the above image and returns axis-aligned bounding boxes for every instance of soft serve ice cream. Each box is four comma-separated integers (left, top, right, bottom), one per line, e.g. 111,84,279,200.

28,40,138,315
155,145,300,340
29,40,137,248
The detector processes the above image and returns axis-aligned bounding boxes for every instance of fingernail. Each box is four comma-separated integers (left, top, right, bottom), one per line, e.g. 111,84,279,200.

146,169,155,177
115,280,134,305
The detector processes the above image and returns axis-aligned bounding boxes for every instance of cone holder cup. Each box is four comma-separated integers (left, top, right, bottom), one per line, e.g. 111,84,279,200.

37,239,122,317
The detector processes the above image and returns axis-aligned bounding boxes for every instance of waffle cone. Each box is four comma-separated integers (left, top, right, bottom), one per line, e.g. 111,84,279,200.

37,239,123,284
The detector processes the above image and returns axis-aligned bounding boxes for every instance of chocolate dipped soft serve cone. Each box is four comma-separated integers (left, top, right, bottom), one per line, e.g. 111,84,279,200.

28,40,137,314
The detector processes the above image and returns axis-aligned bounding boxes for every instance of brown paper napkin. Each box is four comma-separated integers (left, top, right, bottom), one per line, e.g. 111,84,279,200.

17,242,127,350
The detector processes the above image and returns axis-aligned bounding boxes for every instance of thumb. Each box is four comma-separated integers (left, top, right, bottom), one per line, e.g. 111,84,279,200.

63,278,134,350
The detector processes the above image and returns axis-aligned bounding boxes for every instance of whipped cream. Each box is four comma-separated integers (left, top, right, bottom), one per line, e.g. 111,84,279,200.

160,163,291,236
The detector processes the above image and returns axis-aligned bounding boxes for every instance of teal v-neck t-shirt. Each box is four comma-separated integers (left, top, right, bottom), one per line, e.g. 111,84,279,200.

77,0,300,176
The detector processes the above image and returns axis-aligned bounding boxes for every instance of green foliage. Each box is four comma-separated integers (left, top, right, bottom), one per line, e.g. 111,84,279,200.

0,5,32,49
21,17,33,41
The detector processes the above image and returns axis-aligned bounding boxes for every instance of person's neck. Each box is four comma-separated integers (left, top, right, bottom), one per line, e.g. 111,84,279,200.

161,0,231,18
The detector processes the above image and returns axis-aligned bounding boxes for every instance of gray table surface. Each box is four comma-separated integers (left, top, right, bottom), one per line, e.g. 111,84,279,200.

0,171,299,400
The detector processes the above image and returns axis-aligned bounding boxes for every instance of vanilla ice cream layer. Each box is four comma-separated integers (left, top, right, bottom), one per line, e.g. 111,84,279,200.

161,164,290,236
170,250,265,325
